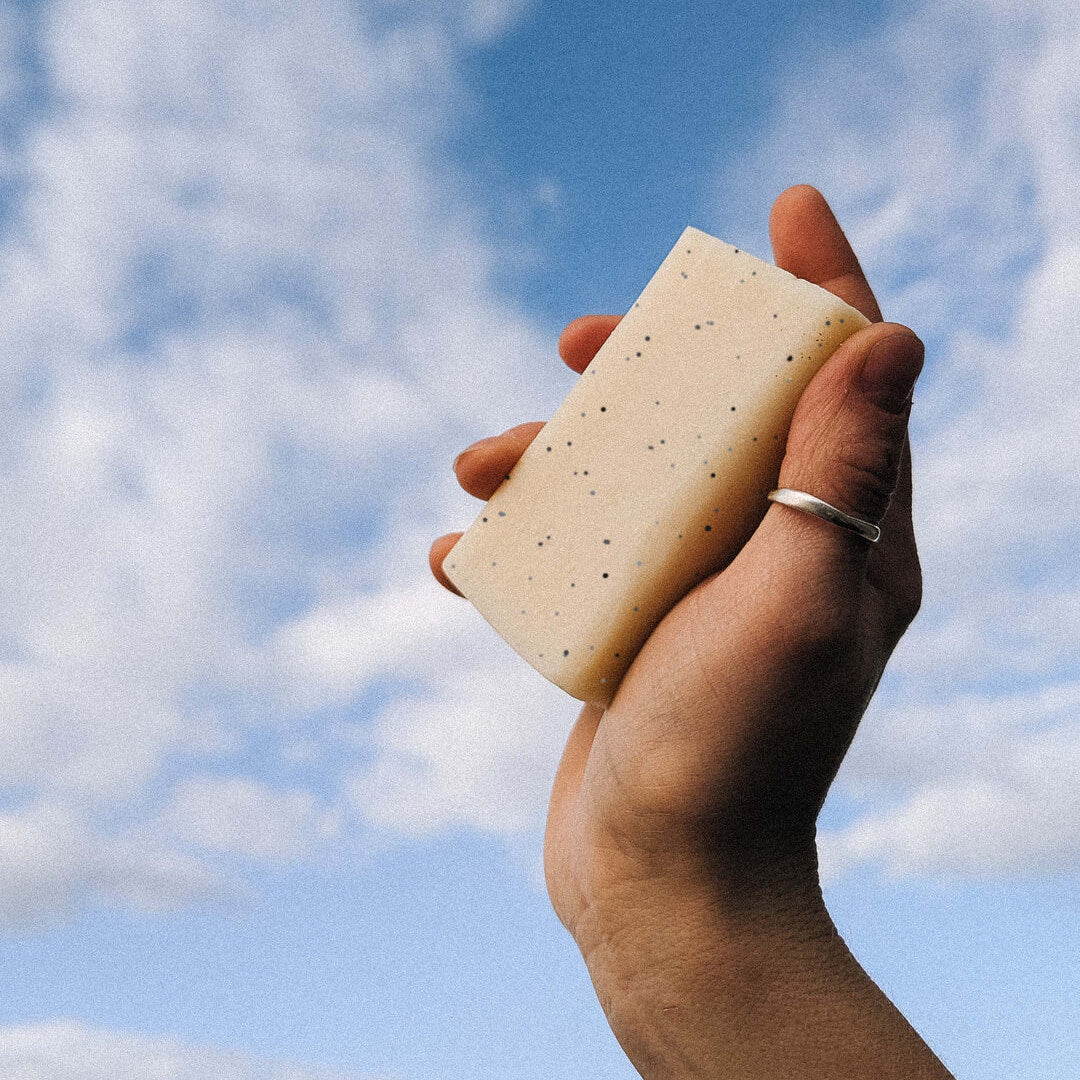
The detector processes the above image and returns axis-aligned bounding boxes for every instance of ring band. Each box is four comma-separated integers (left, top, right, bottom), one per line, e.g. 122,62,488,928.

767,488,881,543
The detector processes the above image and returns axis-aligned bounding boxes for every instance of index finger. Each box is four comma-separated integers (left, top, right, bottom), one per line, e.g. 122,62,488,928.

558,314,622,374
769,185,883,323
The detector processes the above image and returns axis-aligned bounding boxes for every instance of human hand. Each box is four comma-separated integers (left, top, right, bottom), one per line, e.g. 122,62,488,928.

430,186,953,1078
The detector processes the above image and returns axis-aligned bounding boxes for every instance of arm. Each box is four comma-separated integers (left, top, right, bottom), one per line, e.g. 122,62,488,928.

572,793,954,1078
431,185,955,1078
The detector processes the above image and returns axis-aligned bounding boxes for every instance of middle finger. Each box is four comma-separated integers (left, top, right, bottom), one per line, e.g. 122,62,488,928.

454,421,546,500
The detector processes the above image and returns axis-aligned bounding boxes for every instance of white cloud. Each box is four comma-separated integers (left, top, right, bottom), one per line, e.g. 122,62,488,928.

0,803,233,932
459,0,534,42
719,0,1080,879
347,657,570,837
370,0,533,44
838,680,1080,800
0,0,560,927
268,582,479,711
0,1019,390,1080
18,0,1079,927
820,719,1080,882
159,775,338,861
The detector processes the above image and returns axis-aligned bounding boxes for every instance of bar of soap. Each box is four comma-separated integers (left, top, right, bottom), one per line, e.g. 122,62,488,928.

443,227,869,706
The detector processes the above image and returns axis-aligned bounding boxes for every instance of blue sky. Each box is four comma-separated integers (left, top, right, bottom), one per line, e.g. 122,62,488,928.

0,1,1076,1078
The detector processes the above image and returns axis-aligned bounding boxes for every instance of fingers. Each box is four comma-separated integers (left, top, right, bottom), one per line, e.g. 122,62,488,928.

758,322,924,590
769,185,883,323
452,315,621,504
558,315,622,373
430,532,465,596
435,314,620,600
453,421,545,499
433,421,546,596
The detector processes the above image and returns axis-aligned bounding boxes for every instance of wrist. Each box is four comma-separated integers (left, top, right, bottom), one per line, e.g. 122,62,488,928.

575,831,828,1065
575,836,953,1079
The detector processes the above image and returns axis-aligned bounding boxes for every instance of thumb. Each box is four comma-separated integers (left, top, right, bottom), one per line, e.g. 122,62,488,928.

756,322,924,575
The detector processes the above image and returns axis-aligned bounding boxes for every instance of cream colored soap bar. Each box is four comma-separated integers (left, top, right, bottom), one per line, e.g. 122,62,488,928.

443,227,869,706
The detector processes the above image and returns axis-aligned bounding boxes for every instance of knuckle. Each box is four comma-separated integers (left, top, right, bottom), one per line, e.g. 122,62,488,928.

782,597,860,668
828,424,904,522
884,565,923,639
899,566,923,624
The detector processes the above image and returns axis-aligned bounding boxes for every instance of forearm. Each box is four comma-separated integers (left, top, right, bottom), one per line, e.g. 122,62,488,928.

579,857,956,1079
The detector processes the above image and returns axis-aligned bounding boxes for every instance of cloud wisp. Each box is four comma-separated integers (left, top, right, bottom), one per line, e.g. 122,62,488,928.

6,0,1075,935
717,0,1080,881
0,0,564,929
0,1019,391,1080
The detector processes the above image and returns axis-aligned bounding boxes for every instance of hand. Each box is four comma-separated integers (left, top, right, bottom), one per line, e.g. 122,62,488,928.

430,186,953,1078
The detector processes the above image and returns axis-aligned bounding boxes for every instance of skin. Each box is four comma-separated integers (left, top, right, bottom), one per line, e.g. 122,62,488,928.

429,186,956,1078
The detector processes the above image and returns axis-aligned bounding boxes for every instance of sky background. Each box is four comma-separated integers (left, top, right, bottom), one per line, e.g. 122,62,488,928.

0,0,1077,1077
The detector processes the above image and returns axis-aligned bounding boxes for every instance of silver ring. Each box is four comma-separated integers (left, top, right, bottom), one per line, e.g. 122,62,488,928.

767,488,881,543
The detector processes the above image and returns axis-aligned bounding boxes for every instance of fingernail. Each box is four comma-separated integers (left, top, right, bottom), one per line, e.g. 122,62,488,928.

857,332,924,414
